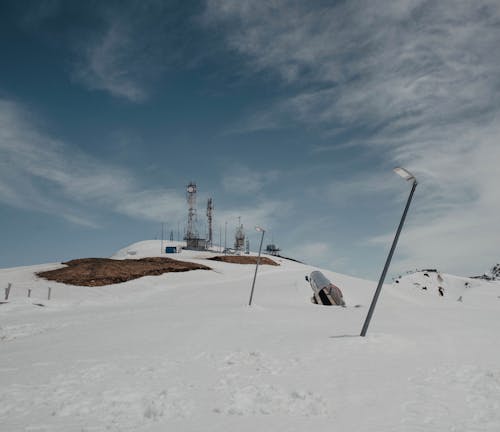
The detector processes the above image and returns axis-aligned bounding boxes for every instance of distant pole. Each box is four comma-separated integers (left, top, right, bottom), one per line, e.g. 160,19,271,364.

248,226,266,306
219,225,222,253
28,288,31,298
5,283,11,300
224,221,227,254
161,222,164,254
48,287,52,300
360,168,418,337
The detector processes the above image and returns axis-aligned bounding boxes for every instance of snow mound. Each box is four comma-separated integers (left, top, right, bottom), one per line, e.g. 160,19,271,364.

393,270,500,305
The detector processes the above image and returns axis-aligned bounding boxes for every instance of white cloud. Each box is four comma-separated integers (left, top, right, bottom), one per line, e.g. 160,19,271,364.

0,99,290,238
115,190,186,222
288,241,329,263
222,165,279,195
216,199,292,236
75,20,148,102
204,0,500,275
72,2,187,102
0,98,186,226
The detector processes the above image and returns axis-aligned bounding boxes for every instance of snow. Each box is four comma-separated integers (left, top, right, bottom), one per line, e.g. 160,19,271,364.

1,240,500,431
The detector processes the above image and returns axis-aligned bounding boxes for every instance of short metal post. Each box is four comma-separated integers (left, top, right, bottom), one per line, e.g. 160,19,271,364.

28,288,32,298
48,287,52,300
5,283,11,300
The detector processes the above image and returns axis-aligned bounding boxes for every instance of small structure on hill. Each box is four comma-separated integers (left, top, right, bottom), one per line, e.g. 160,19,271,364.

165,245,181,253
266,244,281,256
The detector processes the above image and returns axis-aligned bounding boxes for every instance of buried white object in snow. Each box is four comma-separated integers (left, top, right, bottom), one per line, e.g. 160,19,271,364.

306,270,346,306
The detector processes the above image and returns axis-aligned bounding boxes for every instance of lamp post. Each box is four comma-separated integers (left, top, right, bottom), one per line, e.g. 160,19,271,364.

248,225,266,306
360,167,418,337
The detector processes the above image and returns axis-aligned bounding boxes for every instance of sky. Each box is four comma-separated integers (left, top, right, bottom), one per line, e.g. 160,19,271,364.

0,0,499,280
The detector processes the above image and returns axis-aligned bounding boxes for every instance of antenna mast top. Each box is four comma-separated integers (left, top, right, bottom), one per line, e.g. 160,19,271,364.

186,182,197,240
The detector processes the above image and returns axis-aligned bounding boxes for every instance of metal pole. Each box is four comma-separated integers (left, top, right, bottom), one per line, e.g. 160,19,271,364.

224,221,227,254
360,180,417,337
248,229,265,306
161,222,164,254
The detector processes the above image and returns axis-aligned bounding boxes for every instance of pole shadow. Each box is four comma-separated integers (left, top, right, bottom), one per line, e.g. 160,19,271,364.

328,334,360,339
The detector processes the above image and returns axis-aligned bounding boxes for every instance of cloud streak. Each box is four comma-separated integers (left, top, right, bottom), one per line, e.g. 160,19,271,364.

0,99,286,238
0,98,186,226
205,0,500,275
71,1,193,102
75,20,149,102
222,165,280,195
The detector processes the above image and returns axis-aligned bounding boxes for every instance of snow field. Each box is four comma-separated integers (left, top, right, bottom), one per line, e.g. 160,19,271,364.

1,240,500,431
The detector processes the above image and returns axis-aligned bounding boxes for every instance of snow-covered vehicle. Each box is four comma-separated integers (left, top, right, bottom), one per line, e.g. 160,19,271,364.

306,270,345,306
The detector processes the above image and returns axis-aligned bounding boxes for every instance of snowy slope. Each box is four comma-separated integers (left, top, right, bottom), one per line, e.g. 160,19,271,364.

393,270,497,306
1,240,500,431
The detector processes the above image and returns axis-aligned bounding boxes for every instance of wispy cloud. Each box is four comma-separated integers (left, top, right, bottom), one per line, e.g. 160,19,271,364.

71,1,192,102
222,165,280,195
75,20,149,102
0,98,186,226
216,198,293,235
0,98,289,238
204,0,500,275
287,241,329,264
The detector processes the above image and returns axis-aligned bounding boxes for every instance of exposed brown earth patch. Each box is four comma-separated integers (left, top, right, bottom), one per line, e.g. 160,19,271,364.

36,257,211,287
208,255,279,266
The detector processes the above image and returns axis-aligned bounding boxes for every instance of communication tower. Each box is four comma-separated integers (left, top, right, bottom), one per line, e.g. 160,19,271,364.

234,216,245,252
206,198,214,248
186,182,197,241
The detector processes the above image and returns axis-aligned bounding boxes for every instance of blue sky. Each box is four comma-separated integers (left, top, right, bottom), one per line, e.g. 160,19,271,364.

1,0,499,279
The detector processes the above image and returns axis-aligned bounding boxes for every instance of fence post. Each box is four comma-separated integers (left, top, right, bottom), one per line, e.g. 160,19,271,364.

28,288,32,298
48,287,52,300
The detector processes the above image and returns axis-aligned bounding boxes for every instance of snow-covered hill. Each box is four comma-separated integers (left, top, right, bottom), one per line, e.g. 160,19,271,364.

1,240,500,431
393,270,498,307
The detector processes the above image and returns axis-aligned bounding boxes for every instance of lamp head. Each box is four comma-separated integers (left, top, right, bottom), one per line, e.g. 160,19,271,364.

255,226,265,233
394,167,417,183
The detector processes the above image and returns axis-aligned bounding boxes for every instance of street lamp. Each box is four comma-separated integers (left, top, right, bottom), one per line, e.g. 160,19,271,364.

360,167,418,337
248,225,266,306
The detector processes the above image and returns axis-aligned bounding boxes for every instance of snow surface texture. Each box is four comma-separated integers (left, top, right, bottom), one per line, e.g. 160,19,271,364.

1,240,500,431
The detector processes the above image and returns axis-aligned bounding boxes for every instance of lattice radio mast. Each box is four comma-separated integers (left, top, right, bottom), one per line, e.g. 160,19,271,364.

234,216,245,252
186,182,197,242
206,197,214,248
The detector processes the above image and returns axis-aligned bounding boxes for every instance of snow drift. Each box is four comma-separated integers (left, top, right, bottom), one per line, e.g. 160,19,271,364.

1,240,500,431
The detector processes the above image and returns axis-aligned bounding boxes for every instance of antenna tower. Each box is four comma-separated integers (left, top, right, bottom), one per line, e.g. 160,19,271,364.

206,198,214,248
186,182,197,241
234,216,245,252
